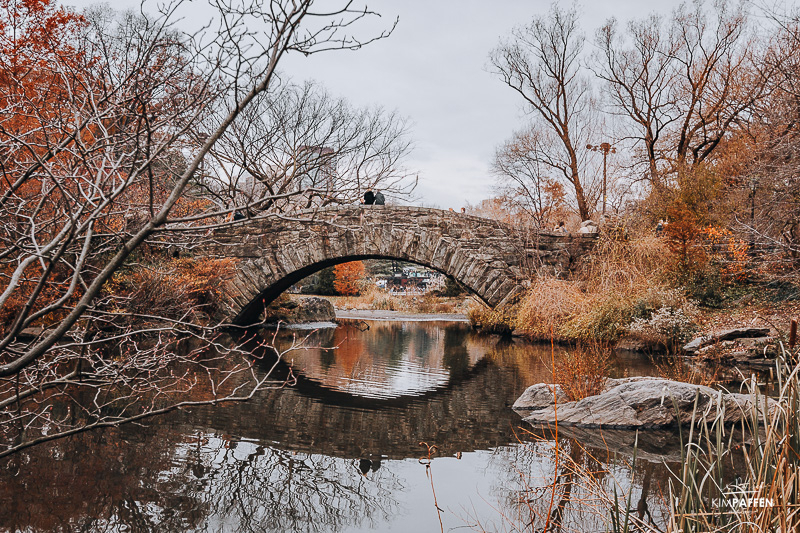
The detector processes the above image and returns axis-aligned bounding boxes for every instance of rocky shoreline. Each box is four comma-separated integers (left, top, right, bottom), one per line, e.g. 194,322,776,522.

616,325,781,368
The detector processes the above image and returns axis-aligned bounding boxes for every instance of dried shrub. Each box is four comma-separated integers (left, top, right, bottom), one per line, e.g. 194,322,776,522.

415,292,457,313
467,304,516,335
105,257,235,322
367,291,398,311
577,233,670,294
331,285,467,314
559,294,638,341
551,342,611,401
514,279,584,340
627,305,699,351
514,235,694,342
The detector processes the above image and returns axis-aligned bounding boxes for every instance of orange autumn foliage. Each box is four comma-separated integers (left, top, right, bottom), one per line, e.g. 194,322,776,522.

0,0,91,331
104,258,236,321
333,261,365,296
0,0,214,330
0,0,89,180
702,226,750,282
663,204,705,269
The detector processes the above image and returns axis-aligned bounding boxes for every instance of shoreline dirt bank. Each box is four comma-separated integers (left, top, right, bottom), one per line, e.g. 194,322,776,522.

334,309,469,322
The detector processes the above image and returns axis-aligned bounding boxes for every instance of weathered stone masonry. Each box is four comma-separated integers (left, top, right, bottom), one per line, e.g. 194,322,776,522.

198,206,597,324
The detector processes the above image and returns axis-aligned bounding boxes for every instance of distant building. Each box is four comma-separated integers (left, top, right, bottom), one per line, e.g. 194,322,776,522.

378,266,444,293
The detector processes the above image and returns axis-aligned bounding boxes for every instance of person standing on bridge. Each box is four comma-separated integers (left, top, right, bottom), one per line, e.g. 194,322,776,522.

374,190,385,205
363,190,375,205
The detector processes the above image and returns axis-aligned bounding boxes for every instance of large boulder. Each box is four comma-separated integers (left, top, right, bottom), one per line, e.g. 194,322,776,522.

291,297,336,323
264,297,336,324
512,383,568,410
514,377,776,429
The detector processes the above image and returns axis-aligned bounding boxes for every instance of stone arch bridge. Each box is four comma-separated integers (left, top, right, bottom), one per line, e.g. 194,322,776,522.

199,206,596,324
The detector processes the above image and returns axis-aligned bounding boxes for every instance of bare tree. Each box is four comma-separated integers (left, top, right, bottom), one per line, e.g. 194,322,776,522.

0,0,397,457
595,14,678,187
491,126,568,228
729,8,800,266
196,80,414,214
490,4,599,220
595,0,770,186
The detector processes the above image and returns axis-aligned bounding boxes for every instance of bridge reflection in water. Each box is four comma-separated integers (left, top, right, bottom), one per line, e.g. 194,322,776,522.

0,320,675,533
188,319,560,460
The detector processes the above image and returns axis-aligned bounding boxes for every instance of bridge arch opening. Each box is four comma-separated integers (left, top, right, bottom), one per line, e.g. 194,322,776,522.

235,255,480,325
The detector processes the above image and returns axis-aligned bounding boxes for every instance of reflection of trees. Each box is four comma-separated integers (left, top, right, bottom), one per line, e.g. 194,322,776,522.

0,420,402,533
176,435,402,533
481,437,673,532
0,320,674,532
442,325,470,378
0,427,209,532
483,337,660,387
274,322,466,399
366,322,412,362
182,358,528,459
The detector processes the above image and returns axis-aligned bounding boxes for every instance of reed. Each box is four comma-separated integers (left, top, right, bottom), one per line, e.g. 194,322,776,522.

605,341,800,532
661,342,800,532
483,343,800,532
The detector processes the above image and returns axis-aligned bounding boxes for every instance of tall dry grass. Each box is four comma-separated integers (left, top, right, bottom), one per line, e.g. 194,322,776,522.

478,343,800,533
603,341,800,533
661,343,800,533
321,285,470,314
466,304,518,335
514,235,695,344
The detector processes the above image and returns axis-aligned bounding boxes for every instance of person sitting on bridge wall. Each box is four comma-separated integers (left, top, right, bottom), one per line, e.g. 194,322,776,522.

363,190,375,205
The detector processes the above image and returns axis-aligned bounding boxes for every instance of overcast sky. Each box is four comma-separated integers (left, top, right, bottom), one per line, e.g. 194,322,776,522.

278,0,689,209
65,0,689,208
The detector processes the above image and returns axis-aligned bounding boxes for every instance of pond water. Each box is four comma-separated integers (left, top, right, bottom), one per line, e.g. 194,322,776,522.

0,319,678,532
